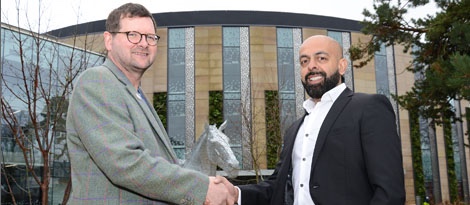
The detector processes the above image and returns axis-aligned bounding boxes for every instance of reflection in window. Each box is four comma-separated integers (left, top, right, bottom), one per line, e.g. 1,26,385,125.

1,27,103,156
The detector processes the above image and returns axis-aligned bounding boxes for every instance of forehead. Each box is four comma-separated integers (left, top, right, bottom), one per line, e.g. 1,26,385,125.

119,17,156,33
299,37,340,56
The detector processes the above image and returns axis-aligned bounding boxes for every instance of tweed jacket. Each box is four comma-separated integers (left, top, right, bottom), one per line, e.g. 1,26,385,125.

239,88,406,205
66,59,209,205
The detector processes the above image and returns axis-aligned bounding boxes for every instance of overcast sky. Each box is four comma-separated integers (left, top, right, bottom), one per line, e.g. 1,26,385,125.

1,0,439,33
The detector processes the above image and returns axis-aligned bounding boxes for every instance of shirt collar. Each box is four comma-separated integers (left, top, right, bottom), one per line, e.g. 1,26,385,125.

303,83,347,114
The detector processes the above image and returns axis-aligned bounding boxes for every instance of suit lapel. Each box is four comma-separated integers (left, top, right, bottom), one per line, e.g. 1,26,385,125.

134,88,179,162
104,60,178,162
285,116,306,163
311,88,353,169
274,116,305,203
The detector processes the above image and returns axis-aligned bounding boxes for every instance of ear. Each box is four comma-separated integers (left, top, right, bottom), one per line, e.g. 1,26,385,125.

338,58,348,76
103,31,113,52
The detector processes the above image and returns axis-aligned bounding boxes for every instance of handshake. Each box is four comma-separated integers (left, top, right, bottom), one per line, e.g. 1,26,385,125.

204,176,239,205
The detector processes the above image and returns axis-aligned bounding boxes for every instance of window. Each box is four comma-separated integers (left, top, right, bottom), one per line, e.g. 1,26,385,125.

277,28,297,134
168,28,188,159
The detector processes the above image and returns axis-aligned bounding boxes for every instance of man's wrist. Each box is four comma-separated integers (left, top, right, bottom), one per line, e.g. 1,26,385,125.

235,186,241,205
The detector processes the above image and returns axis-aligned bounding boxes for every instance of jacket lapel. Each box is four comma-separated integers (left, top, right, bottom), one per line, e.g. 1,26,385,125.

281,116,306,204
311,88,353,169
135,88,179,162
104,59,178,162
285,115,307,165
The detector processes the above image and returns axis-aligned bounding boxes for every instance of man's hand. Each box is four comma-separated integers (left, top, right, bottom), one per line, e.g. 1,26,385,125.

204,176,235,205
214,176,238,202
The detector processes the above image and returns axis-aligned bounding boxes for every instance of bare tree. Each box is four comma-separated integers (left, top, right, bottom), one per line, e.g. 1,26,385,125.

1,2,103,204
234,89,288,184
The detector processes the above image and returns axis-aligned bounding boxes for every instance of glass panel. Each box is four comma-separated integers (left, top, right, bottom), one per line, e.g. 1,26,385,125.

419,116,433,182
376,42,387,55
327,31,343,45
168,28,186,159
223,27,242,166
277,28,293,48
277,48,295,91
223,27,240,46
1,27,104,205
451,122,461,181
2,31,44,114
450,101,462,183
169,28,185,48
277,28,296,134
223,99,242,166
168,49,186,92
223,48,241,91
374,54,390,96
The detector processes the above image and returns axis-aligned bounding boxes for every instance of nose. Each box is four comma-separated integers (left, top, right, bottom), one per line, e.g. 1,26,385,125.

307,59,318,71
138,41,148,48
137,35,149,47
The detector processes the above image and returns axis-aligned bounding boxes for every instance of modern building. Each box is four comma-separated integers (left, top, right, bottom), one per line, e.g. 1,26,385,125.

2,10,469,204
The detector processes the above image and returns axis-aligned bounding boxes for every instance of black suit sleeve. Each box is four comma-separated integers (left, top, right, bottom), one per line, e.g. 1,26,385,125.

238,118,303,205
361,94,405,204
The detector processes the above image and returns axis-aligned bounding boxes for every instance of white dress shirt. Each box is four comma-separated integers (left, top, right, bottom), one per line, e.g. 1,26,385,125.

292,83,346,205
237,83,346,205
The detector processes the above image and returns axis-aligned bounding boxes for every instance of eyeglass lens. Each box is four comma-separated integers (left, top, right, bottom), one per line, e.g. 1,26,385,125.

127,31,159,45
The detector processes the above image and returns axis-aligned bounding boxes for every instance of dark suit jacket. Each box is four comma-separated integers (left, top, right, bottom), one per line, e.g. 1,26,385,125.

239,88,405,205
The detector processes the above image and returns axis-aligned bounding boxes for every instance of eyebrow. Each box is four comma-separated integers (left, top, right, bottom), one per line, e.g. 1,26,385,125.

314,51,329,56
300,51,329,58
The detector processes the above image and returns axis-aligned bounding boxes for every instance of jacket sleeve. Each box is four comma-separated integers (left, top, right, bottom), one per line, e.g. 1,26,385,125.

361,94,406,204
238,117,302,205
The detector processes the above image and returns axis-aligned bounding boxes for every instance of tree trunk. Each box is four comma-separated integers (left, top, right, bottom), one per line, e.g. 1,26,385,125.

41,157,50,204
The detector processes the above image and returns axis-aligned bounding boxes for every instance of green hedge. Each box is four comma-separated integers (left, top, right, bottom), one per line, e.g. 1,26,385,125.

265,91,282,169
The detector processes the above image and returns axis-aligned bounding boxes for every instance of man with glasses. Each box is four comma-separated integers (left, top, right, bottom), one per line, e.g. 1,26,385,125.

108,31,160,46
66,3,233,205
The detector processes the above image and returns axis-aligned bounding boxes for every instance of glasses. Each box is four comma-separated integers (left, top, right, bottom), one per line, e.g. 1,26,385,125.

110,31,160,46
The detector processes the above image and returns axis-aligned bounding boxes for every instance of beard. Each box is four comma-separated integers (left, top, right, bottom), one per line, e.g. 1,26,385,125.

302,70,341,99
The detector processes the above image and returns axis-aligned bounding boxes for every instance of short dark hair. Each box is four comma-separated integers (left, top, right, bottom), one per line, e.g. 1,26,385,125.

105,3,157,33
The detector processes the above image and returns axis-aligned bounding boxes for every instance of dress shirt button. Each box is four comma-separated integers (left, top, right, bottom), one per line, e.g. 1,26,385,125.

305,133,309,137
302,158,306,161
300,184,304,187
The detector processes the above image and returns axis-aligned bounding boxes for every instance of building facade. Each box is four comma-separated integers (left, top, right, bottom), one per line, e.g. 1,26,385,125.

3,10,469,204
